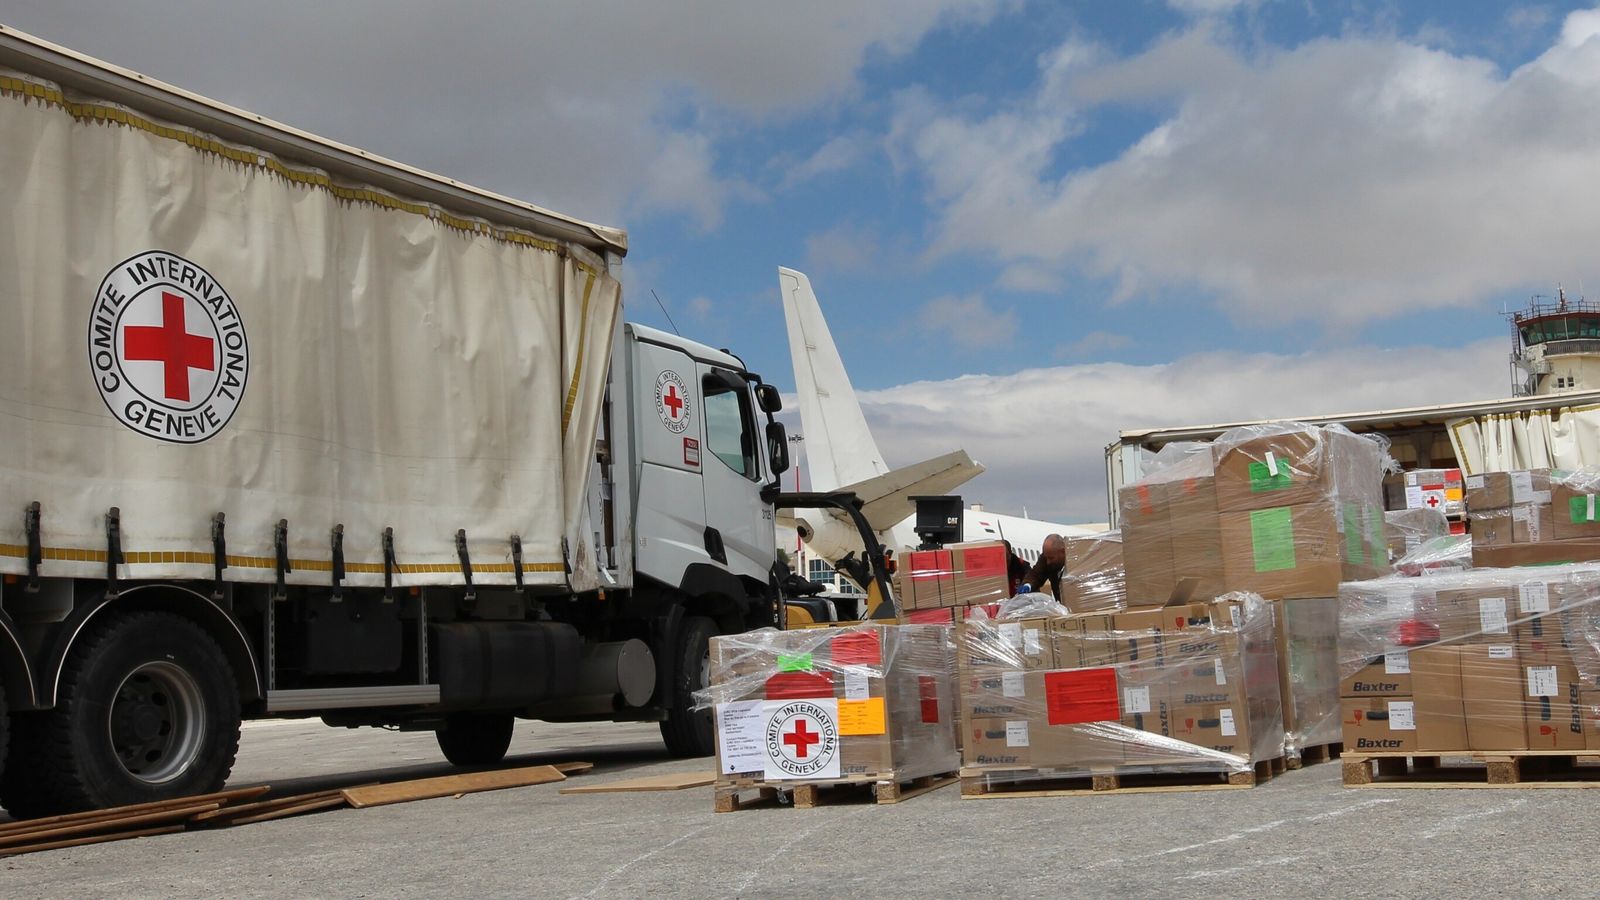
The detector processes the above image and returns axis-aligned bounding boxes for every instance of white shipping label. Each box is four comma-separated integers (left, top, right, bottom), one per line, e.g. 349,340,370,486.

1229,606,1242,629
1002,670,1026,699
1519,582,1551,615
1124,686,1152,714
1024,628,1043,656
1533,490,1553,505
1215,658,1227,685
1387,700,1416,731
1511,471,1534,504
1512,505,1532,524
844,669,870,702
1466,474,1486,490
1265,450,1279,476
1406,471,1421,486
1219,709,1237,737
1479,597,1509,635
1528,665,1559,697
714,701,767,775
1590,495,1598,523
1005,720,1030,748
1404,485,1425,509
999,623,1023,649
1488,645,1515,660
1384,650,1411,675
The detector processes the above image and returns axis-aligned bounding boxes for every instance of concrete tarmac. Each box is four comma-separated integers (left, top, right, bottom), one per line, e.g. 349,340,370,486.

3,720,1594,898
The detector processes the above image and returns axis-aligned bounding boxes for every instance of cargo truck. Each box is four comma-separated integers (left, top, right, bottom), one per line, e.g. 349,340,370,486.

0,26,889,817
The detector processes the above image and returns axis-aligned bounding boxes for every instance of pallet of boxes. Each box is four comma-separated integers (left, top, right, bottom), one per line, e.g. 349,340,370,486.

703,624,960,812
1338,563,1600,787
957,422,1392,796
895,540,1012,624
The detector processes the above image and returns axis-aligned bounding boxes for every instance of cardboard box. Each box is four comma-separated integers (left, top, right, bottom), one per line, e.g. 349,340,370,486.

1058,533,1125,613
1213,427,1327,513
1341,697,1418,752
1471,538,1600,568
963,716,1034,768
1218,504,1346,600
1511,503,1555,544
957,617,1054,671
1434,587,1516,643
1552,482,1600,541
901,548,952,610
1410,645,1468,752
1469,509,1513,548
1464,470,1550,512
1339,655,1414,697
1581,689,1600,751
1386,468,1465,517
1120,483,1177,604
1459,643,1528,751
947,541,1012,607
1523,659,1585,750
960,669,1033,722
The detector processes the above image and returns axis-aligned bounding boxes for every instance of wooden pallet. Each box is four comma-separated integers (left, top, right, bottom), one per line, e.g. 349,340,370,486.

712,772,956,813
959,756,1284,799
1343,750,1600,789
1286,741,1343,771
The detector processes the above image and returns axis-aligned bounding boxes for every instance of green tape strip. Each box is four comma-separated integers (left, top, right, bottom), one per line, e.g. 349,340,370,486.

1248,461,1294,493
1250,507,1296,572
777,653,813,673
1570,495,1599,524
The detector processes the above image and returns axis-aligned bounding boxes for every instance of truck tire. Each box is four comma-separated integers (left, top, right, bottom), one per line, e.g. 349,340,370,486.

659,616,717,758
436,713,515,766
0,611,241,818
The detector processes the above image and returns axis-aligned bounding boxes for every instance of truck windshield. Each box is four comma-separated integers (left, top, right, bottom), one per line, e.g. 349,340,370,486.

703,375,757,479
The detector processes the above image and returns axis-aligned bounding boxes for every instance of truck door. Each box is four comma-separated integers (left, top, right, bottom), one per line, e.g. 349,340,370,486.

632,339,711,581
698,365,772,581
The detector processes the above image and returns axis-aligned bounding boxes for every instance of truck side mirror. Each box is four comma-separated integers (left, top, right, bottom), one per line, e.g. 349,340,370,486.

755,383,783,414
766,421,790,475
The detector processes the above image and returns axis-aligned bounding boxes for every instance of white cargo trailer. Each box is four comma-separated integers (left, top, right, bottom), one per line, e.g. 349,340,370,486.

0,26,815,816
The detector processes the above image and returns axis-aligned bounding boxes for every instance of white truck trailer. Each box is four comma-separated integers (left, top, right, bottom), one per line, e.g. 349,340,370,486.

0,26,840,817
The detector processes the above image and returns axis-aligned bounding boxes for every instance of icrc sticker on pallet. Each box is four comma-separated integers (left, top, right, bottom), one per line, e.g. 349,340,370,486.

697,624,959,784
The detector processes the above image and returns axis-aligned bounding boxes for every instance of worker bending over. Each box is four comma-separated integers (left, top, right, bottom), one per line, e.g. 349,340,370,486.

1014,534,1067,598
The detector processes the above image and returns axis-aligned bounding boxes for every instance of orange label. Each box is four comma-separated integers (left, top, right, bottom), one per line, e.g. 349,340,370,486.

838,697,886,735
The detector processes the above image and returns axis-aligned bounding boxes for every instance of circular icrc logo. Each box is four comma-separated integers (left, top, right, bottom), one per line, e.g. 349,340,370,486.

654,369,691,434
764,700,839,778
87,251,249,444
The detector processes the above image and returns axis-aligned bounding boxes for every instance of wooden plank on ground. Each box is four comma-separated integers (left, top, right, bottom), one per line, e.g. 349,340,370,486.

560,771,715,794
341,765,568,809
553,762,595,777
0,787,268,838
0,824,186,857
191,787,364,825
222,795,349,825
0,802,220,850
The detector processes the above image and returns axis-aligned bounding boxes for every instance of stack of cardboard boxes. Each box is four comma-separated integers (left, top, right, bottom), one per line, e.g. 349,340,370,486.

1338,567,1600,754
1116,423,1390,760
1384,507,1450,563
1467,469,1600,567
1057,531,1126,613
1383,468,1465,521
957,595,1285,779
707,624,959,784
895,540,1011,625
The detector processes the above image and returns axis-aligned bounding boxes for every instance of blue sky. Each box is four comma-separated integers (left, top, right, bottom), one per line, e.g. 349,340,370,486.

8,1,1600,520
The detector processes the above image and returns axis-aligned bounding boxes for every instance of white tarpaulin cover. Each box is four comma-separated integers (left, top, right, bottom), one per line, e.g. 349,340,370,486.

1448,403,1600,474
0,70,620,590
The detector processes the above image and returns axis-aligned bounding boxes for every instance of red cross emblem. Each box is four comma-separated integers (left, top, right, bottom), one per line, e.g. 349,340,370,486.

123,291,215,402
663,383,684,419
1425,494,1441,509
782,717,820,759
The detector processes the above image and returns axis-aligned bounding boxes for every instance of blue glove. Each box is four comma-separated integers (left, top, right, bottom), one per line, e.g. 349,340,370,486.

1015,584,1033,596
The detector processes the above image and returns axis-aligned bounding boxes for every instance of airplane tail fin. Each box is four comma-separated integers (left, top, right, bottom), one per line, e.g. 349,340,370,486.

779,266,889,492
776,449,986,550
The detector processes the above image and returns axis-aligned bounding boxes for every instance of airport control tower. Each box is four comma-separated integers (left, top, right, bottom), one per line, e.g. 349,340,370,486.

1508,288,1600,396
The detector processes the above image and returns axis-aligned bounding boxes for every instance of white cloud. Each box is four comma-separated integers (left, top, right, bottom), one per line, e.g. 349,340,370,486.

918,294,1019,348
854,340,1508,522
3,1,1007,228
1167,0,1252,17
894,11,1600,327
687,296,714,320
780,134,871,189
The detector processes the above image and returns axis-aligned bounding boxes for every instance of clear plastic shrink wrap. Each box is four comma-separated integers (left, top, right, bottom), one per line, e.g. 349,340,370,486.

1057,531,1126,613
1119,422,1391,605
1393,534,1473,576
1465,468,1600,567
698,624,959,783
896,540,1012,625
1338,564,1600,753
1384,507,1450,562
957,594,1284,780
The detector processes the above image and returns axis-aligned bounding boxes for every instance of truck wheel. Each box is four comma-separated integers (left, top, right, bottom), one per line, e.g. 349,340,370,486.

436,713,515,766
0,611,241,818
659,616,717,758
